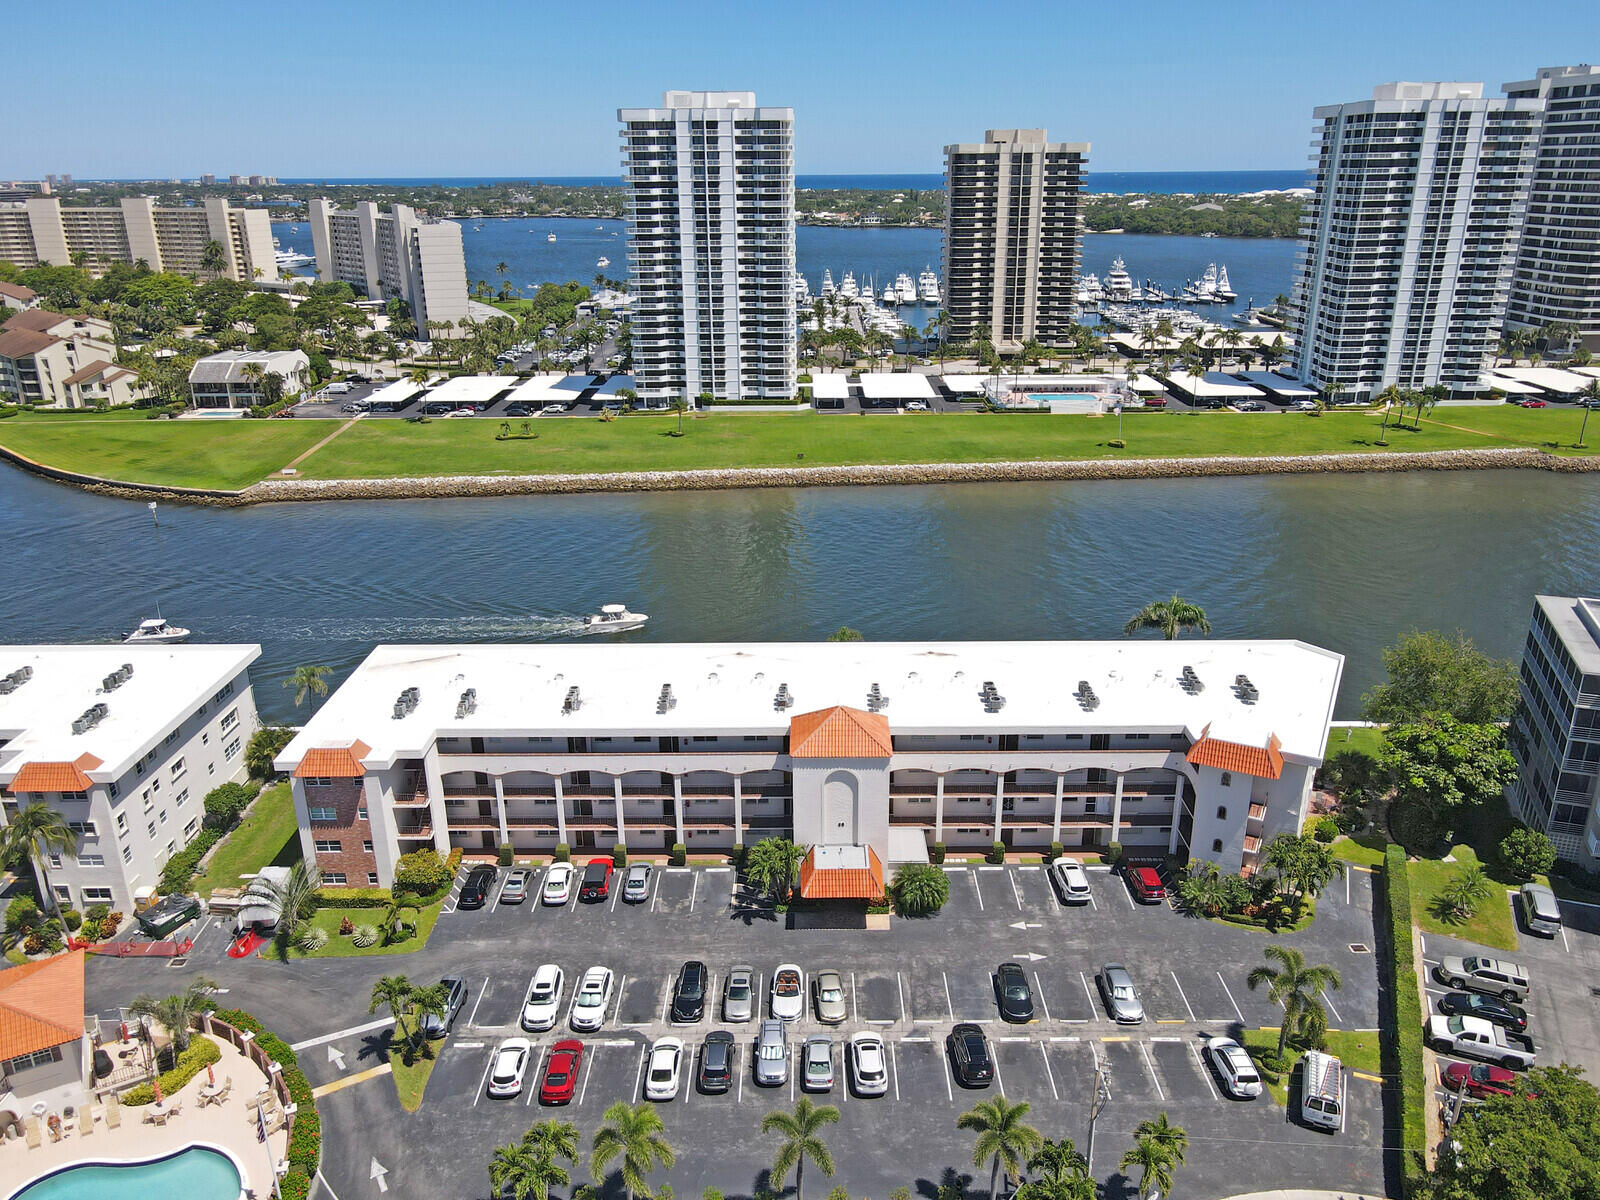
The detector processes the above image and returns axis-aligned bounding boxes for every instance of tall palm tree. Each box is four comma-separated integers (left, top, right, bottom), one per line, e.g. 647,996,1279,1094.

490,1121,579,1200
762,1096,840,1200
265,860,322,955
128,976,216,1054
1123,595,1212,641
743,837,807,901
1374,384,1403,444
957,1096,1043,1200
369,975,414,1049
1120,1113,1188,1199
284,664,332,711
1577,379,1600,448
1,802,77,915
589,1101,674,1200
1247,944,1343,1058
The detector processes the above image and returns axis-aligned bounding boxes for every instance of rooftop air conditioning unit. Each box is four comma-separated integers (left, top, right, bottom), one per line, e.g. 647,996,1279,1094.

657,684,676,714
774,683,793,711
456,688,477,719
563,686,581,715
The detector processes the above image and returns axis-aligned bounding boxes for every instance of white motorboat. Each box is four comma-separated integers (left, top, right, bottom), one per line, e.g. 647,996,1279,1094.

820,269,836,297
839,271,859,300
894,273,917,305
917,267,940,304
597,256,610,268
547,233,557,242
124,617,191,645
1214,266,1237,301
1104,257,1139,303
794,274,811,304
274,248,313,270
1186,264,1220,303
882,284,898,305
1076,273,1104,305
584,604,648,633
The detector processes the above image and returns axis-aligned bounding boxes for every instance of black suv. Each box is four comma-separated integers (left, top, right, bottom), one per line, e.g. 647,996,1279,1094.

458,865,497,910
672,960,708,1023
995,962,1035,1023
946,1022,994,1088
699,1031,734,1093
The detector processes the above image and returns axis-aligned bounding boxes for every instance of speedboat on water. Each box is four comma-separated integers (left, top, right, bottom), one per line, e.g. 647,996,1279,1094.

547,232,557,242
125,617,191,644
584,604,648,633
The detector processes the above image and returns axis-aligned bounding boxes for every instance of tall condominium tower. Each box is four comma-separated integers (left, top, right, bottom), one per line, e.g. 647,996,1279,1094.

1503,65,1600,350
618,90,796,405
941,129,1089,353
307,199,468,340
1291,83,1542,398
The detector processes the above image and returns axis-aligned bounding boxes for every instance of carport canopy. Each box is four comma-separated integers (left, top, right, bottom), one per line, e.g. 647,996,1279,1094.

367,379,424,407
1128,375,1167,394
1233,372,1316,399
1162,371,1265,400
858,373,937,402
940,374,989,395
1491,366,1594,397
593,374,637,396
505,374,596,404
424,374,514,407
1483,374,1544,395
806,373,851,400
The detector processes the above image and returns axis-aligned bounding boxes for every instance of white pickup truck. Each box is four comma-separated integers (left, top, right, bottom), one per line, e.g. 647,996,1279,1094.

1426,1014,1536,1069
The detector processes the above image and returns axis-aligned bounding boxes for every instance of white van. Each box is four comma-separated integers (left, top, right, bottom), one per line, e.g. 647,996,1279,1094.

1299,1050,1344,1132
1519,882,1562,937
322,381,353,396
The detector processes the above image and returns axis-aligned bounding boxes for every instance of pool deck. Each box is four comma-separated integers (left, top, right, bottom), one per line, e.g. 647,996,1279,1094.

4,1035,288,1198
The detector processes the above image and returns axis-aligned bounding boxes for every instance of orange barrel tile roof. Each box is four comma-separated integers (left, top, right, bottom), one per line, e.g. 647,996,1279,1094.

292,739,371,778
0,950,85,1060
788,706,893,758
798,846,886,901
1186,728,1283,780
7,752,103,794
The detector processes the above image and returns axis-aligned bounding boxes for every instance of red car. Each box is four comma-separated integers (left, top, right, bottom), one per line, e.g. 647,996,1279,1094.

1144,396,1167,409
540,1039,584,1104
1125,864,1167,904
1442,1061,1516,1100
1518,399,1548,408
579,858,614,901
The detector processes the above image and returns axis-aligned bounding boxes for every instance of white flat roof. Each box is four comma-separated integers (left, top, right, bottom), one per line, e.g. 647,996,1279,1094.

1164,371,1264,399
1572,366,1600,381
1484,374,1544,395
1493,367,1593,394
505,374,596,404
593,374,637,396
1129,375,1167,393
858,373,937,401
0,644,261,783
1234,372,1315,397
806,373,850,399
276,640,1343,771
425,375,514,407
367,379,424,406
941,375,990,394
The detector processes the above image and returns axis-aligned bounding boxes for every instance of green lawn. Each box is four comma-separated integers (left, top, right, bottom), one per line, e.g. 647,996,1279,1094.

387,1031,439,1112
1408,845,1520,951
1240,1028,1383,1105
1324,725,1385,760
1331,833,1390,868
192,782,301,898
5,404,1594,491
0,410,334,490
277,896,447,959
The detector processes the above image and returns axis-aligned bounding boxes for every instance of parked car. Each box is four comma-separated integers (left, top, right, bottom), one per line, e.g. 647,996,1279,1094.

136,893,202,937
420,976,468,1039
947,1022,994,1088
644,1037,684,1101
813,969,847,1025
847,1031,888,1097
542,862,574,905
1124,865,1167,904
622,863,653,902
904,400,929,412
1434,956,1530,1001
340,402,360,413
1235,400,1267,412
579,858,614,902
441,408,477,418
1442,1061,1518,1100
1204,1037,1263,1099
1299,1050,1345,1131
672,960,709,1023
499,868,531,904
1097,963,1145,1023
1436,991,1528,1034
724,965,755,1022
1050,860,1093,904
542,403,568,415
754,1019,789,1086
521,964,564,1032
1519,399,1549,408
1144,395,1168,408
487,1038,532,1098
504,402,533,417
996,962,1036,1023
539,1039,583,1104
802,1037,835,1092
771,964,805,1021
1292,399,1319,411
569,966,615,1031
1427,1014,1536,1069
458,865,497,910
322,381,353,396
1518,882,1562,937
699,1031,735,1094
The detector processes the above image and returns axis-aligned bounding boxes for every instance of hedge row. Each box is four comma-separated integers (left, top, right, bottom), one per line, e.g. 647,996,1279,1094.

159,826,222,893
121,1035,221,1105
313,886,392,909
1381,845,1427,1193
209,1007,320,1195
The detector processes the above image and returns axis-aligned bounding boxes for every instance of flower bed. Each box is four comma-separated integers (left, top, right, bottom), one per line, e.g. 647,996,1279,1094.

120,1035,221,1105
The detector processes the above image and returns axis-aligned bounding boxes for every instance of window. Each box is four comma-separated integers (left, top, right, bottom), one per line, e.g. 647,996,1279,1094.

224,737,241,762
1220,772,1232,788
175,788,188,808
170,758,186,780
68,820,97,837
165,841,175,857
305,777,331,787
1085,798,1097,814
221,707,238,732
1217,806,1227,820
146,821,157,838
184,818,198,839
53,885,70,903
208,764,214,776
121,846,132,864
62,790,87,801
314,839,341,853
214,681,235,704
159,809,168,825
309,806,338,822
1212,839,1224,853
48,853,62,869
81,886,112,904
357,805,368,820
142,789,153,813
151,777,160,794
202,733,209,745
78,853,105,867
165,730,180,746
108,781,119,799
6,1045,62,1071
115,812,127,834
323,871,347,886
363,840,373,853
367,872,380,887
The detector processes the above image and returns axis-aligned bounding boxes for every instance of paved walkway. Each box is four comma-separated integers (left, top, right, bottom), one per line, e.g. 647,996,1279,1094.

282,412,364,472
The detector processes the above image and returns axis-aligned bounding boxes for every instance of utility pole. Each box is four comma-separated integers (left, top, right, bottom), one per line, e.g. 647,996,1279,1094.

1085,1053,1112,1172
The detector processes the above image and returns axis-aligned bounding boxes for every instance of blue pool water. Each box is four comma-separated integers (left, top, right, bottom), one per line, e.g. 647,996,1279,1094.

8,1146,241,1200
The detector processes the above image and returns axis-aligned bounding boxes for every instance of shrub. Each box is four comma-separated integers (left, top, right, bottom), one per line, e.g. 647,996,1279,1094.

245,726,296,778
1314,816,1339,844
729,843,746,868
1046,841,1064,863
553,843,571,863
313,886,392,908
202,781,256,831
393,848,451,897
100,913,123,939
929,841,946,865
826,1188,850,1200
295,926,328,952
121,1036,222,1105
498,842,513,867
1105,841,1123,865
669,842,687,867
1381,845,1427,1191
890,864,951,917
1498,826,1557,882
351,924,379,948
85,902,109,922
62,908,82,931
5,894,40,931
280,1171,311,1200
986,841,1007,865
338,916,355,935
611,843,628,867
160,827,220,893
22,932,46,955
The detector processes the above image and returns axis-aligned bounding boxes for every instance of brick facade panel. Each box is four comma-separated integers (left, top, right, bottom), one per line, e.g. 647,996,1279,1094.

305,779,377,886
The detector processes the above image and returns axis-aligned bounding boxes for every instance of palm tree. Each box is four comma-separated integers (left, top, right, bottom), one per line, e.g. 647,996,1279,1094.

1437,862,1493,922
284,664,332,711
670,397,688,435
1247,944,1343,1058
1374,384,1403,444
490,1121,579,1200
743,837,807,902
1577,379,1600,448
958,1096,1043,1200
369,975,414,1049
1028,1137,1093,1199
1120,1112,1188,1198
589,1101,674,1200
128,976,216,1054
1123,595,1212,641
762,1097,840,1200
1,802,77,916
264,860,322,955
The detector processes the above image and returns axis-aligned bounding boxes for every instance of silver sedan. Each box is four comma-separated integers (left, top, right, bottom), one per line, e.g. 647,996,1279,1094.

1097,963,1145,1023
813,969,847,1025
724,965,755,1023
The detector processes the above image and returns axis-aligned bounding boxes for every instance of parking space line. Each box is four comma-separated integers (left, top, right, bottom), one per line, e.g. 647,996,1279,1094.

1009,872,1024,910
1217,972,1245,1024
1038,1041,1060,1098
790,1044,796,1101
1192,1043,1222,1101
1346,872,1350,905
466,976,490,1028
689,872,700,912
610,880,622,912
1016,865,1040,871
650,874,663,913
738,1056,744,1104
1120,878,1135,910
940,1039,954,1102
970,872,985,911
942,972,955,1020
1171,972,1197,1022
1080,971,1099,1020
1050,1035,1079,1042
614,975,628,1028
1139,1041,1166,1101
979,865,1004,871
526,1043,550,1106
472,1046,495,1106
897,972,907,1025
889,1041,901,1102
1034,972,1052,1022
1562,923,1571,953
1321,987,1343,1024
993,1046,1007,1095
633,1043,648,1101
851,972,859,1025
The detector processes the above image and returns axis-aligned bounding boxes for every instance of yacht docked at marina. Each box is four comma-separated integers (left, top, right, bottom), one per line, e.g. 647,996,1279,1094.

918,267,940,304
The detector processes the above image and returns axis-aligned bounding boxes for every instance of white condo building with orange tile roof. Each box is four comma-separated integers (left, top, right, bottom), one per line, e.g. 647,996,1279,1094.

275,640,1343,887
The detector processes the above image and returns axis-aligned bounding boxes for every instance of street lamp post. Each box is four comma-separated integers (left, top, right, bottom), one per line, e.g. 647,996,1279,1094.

1085,1055,1112,1172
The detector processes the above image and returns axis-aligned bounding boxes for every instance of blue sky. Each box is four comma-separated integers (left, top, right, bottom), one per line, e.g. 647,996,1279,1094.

7,0,1598,178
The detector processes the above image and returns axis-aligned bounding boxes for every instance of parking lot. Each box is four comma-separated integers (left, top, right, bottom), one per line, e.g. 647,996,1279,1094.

279,859,1393,1199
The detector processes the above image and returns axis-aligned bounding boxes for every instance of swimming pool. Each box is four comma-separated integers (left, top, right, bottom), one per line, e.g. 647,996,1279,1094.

7,1144,242,1200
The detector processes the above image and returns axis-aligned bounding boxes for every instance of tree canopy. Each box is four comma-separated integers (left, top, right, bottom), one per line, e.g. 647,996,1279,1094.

1429,1065,1600,1200
1381,718,1517,848
1363,630,1518,725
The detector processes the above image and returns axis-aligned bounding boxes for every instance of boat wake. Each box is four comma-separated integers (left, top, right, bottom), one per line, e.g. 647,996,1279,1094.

210,614,591,642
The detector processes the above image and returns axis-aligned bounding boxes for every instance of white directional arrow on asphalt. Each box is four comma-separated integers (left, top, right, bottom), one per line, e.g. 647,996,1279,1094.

1009,921,1043,930
371,1158,389,1193
328,1045,346,1070
1014,951,1047,962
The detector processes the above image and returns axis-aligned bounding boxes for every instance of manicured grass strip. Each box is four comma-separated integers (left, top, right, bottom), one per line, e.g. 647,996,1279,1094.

1324,724,1385,760
1381,845,1428,1191
1332,834,1390,869
281,895,447,958
0,410,335,490
1408,844,1519,952
1240,1028,1383,1106
193,781,301,898
389,1035,440,1112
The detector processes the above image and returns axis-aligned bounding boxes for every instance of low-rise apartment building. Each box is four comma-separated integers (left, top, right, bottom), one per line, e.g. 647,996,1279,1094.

0,645,262,913
307,199,468,339
0,308,144,408
0,197,274,281
276,640,1343,888
187,349,311,409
